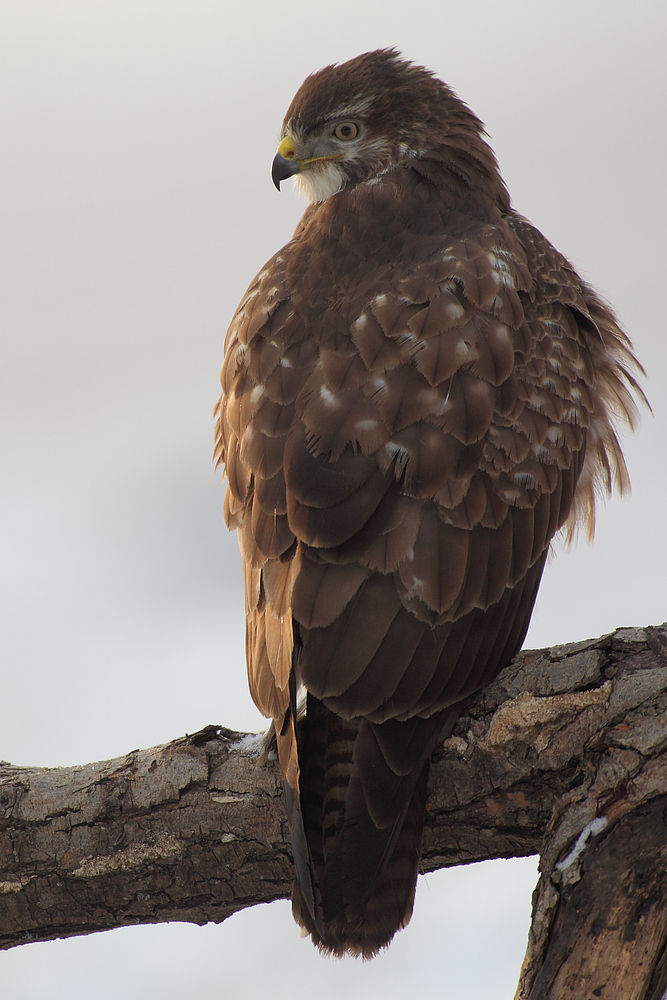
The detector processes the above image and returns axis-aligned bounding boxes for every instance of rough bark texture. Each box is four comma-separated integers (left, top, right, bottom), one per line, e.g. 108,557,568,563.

2,624,667,998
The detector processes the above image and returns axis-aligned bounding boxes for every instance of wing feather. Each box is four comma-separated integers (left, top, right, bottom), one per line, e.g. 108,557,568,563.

217,202,643,725
291,555,369,629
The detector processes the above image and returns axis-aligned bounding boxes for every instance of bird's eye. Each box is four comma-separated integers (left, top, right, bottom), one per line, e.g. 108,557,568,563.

333,121,359,141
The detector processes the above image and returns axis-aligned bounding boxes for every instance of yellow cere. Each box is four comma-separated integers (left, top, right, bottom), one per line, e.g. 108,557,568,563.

277,136,296,160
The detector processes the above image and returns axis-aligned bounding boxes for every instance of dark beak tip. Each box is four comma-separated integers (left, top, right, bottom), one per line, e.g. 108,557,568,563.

271,152,299,191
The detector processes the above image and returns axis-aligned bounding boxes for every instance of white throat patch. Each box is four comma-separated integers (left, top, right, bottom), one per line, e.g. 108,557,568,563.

293,161,346,204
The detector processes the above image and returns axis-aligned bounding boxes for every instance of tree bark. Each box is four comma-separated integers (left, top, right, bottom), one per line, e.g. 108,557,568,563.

2,625,667,998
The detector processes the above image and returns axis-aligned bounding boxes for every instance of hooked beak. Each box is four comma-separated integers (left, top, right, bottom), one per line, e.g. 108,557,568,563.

272,136,300,190
272,154,300,190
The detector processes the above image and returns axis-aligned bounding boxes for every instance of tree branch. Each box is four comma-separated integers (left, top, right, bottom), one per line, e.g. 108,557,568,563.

2,625,667,997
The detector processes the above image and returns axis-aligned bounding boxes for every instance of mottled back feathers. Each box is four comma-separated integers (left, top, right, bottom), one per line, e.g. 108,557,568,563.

215,49,644,957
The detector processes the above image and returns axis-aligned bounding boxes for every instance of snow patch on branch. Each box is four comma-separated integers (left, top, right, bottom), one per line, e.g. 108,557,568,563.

229,733,266,755
555,817,608,872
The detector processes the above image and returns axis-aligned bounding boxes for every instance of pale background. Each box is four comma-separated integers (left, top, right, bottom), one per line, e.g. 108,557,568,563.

1,1,665,997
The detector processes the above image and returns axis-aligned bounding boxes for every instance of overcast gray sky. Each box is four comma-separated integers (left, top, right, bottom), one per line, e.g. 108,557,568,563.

1,1,666,997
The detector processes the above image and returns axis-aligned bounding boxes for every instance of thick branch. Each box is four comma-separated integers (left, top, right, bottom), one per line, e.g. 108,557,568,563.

2,625,667,996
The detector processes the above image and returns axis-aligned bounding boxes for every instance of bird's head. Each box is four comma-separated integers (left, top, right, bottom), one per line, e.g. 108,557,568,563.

271,48,499,205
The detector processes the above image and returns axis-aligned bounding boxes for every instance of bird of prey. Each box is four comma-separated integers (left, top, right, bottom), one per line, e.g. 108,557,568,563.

214,49,644,957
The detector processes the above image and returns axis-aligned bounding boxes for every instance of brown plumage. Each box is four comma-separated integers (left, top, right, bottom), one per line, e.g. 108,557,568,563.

215,49,645,957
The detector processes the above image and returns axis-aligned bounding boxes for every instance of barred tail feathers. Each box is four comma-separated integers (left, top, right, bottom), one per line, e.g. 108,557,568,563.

289,700,459,957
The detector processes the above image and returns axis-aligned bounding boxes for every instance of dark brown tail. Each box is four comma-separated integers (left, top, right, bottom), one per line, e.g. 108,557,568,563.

289,698,459,957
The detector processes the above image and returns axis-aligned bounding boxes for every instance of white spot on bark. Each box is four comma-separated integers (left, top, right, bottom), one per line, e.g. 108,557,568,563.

442,736,469,755
71,836,183,878
0,878,31,894
483,685,611,750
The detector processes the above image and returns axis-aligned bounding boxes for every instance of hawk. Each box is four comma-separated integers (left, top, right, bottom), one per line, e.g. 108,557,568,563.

214,49,644,957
